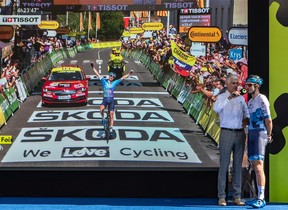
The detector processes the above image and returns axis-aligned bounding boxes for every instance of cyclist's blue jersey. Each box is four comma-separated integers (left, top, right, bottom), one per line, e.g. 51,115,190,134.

248,94,271,131
100,77,122,98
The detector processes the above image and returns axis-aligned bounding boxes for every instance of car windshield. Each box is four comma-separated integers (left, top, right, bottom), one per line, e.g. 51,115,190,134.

48,71,83,81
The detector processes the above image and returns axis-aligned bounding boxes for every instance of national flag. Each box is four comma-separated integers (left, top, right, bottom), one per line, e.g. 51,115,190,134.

157,11,168,17
171,41,196,77
79,12,84,31
88,12,92,30
198,0,204,8
96,12,100,29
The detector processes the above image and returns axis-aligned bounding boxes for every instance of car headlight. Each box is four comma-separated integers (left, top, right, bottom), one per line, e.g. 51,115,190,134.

76,87,86,92
43,88,52,93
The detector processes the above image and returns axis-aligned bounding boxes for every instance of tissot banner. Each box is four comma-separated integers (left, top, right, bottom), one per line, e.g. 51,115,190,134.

0,15,41,25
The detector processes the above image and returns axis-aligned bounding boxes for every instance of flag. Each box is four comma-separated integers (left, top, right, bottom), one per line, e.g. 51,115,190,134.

171,41,196,77
88,12,92,30
198,0,204,8
79,12,84,31
157,11,168,17
141,11,149,18
96,12,100,30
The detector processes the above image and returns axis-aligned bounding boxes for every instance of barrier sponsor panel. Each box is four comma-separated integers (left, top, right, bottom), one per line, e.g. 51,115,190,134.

197,101,212,131
0,94,13,121
15,78,28,102
2,126,201,164
205,108,221,144
3,87,20,112
0,107,6,126
91,41,121,49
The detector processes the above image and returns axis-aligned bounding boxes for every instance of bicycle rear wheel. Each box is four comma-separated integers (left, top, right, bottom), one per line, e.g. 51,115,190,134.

105,112,110,143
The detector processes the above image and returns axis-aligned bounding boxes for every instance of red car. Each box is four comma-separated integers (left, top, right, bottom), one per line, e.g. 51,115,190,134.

41,66,89,106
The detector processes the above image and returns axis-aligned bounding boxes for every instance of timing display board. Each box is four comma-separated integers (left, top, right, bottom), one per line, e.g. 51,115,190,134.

19,0,199,12
179,7,211,33
179,14,211,33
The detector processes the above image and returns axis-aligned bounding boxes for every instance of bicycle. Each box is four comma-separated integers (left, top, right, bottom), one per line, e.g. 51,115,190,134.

103,109,111,143
103,109,117,143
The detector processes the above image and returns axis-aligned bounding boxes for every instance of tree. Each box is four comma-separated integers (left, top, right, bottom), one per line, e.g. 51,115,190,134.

97,12,124,40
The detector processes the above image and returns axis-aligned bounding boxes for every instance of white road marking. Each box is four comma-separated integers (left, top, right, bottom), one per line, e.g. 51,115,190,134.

89,91,168,94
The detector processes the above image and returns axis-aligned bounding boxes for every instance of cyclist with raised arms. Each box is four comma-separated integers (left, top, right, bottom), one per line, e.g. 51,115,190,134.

91,62,133,135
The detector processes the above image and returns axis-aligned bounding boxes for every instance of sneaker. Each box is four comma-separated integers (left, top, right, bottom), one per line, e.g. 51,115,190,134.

250,199,266,208
101,119,106,125
218,198,227,206
245,199,257,206
233,198,245,206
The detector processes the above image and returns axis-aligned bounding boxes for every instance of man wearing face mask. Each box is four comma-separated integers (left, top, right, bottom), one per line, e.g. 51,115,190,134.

213,74,250,206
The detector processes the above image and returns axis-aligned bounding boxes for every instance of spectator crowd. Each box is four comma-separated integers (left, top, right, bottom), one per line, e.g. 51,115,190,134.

120,25,248,102
0,24,248,104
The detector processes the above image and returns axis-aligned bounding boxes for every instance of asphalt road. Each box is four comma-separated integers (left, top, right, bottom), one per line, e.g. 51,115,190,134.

0,48,219,169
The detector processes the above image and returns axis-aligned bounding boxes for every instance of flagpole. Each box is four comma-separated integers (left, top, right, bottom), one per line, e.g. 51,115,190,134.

66,11,69,26
167,10,170,35
88,12,91,40
148,11,151,22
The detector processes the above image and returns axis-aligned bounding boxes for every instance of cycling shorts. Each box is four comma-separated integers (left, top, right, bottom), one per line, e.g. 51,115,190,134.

248,129,268,161
101,97,115,111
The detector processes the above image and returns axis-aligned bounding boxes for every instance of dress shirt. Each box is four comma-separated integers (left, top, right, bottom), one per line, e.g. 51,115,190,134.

213,90,249,129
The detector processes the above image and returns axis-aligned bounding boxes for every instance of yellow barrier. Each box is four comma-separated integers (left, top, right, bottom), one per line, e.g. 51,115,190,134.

205,105,221,144
91,41,121,49
0,107,6,127
197,100,213,131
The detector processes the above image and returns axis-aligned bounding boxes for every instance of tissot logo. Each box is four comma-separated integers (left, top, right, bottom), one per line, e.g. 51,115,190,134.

62,147,110,158
0,15,41,25
3,17,13,22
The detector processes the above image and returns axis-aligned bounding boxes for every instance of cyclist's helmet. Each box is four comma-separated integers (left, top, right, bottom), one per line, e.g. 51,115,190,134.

109,72,116,78
112,48,117,53
245,74,263,86
115,50,120,55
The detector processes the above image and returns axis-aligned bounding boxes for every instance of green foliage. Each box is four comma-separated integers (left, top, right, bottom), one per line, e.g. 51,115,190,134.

56,12,124,41
57,12,80,30
97,12,124,40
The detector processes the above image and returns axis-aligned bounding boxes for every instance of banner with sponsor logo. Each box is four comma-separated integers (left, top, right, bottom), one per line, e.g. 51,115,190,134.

0,94,13,121
2,126,201,164
52,0,198,12
19,0,53,11
0,15,41,25
3,87,20,112
0,107,6,127
28,109,174,123
171,40,196,77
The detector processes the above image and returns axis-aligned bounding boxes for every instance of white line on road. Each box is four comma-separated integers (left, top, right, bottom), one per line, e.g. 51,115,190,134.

89,91,168,94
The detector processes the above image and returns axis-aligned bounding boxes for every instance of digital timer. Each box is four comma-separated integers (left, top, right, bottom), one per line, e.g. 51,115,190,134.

17,8,39,14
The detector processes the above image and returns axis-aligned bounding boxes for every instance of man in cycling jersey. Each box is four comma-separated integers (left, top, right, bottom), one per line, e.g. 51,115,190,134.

244,75,273,208
91,62,133,135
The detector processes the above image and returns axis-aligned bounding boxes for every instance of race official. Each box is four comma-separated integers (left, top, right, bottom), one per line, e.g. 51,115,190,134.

213,74,250,206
